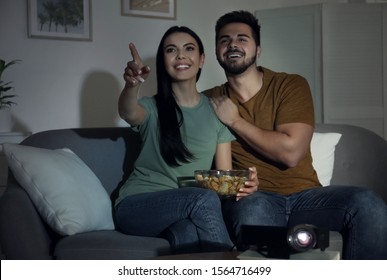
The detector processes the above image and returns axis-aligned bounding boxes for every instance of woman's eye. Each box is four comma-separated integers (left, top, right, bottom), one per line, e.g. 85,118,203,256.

165,47,176,53
186,46,195,51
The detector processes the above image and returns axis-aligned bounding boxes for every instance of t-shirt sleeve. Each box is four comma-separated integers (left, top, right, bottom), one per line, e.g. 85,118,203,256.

275,75,315,126
217,123,236,144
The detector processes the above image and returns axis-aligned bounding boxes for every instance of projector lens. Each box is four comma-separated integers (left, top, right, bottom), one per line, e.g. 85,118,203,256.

295,231,313,246
288,225,317,251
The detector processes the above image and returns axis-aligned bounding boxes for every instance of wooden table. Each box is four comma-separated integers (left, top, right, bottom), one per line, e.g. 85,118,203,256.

155,249,340,260
154,251,240,260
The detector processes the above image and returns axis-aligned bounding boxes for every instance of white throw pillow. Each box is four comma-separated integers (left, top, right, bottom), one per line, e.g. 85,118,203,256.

3,143,115,236
310,132,342,186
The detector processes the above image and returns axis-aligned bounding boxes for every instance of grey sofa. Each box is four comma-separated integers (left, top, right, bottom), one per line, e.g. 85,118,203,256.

0,124,386,259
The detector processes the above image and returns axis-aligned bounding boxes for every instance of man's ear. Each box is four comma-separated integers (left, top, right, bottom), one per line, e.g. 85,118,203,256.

256,46,262,58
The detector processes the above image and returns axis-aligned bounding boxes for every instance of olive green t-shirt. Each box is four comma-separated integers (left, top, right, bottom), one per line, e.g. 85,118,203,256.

204,67,321,195
115,95,235,206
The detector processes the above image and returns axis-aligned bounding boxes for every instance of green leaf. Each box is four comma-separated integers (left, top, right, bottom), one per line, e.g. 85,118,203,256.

0,59,20,108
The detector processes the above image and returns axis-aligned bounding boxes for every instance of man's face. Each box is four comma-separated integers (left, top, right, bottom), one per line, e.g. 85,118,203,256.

216,23,260,75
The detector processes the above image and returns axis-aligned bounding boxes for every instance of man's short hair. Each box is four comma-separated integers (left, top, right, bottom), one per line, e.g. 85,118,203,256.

215,10,261,46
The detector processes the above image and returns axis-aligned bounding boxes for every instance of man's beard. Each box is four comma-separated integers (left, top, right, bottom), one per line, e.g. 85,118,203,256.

217,55,257,75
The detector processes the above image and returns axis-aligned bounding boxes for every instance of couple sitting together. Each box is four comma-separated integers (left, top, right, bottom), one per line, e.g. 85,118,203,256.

114,10,387,260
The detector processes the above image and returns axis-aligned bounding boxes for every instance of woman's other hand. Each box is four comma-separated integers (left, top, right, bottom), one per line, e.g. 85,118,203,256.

236,166,258,201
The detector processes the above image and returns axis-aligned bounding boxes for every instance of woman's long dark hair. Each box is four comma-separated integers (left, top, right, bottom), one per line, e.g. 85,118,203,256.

154,26,204,167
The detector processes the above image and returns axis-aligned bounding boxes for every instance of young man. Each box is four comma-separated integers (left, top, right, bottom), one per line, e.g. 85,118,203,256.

204,10,387,259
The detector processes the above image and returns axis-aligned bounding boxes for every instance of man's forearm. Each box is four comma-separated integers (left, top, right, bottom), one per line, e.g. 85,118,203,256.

230,119,311,168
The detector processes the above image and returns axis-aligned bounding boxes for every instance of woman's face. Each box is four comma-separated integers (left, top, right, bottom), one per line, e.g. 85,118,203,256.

163,32,204,82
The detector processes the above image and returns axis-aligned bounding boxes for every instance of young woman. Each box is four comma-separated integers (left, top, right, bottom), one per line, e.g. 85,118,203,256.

115,26,257,253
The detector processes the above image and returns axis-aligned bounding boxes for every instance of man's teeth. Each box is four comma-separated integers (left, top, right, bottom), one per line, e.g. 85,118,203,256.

176,65,189,69
228,53,242,58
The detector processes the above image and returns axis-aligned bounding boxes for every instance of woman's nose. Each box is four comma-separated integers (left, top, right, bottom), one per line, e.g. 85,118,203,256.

177,51,185,59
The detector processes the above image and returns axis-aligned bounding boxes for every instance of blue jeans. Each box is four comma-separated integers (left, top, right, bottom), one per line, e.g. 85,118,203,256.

115,187,233,253
222,186,387,259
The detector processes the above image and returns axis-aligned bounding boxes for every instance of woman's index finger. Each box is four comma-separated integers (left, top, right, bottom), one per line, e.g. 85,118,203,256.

129,43,143,64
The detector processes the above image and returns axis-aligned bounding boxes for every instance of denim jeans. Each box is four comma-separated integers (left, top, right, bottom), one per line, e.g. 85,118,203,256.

222,186,387,259
115,187,233,253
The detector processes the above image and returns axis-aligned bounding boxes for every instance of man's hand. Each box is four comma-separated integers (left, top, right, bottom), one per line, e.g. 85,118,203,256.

210,96,242,127
236,166,258,201
123,43,151,88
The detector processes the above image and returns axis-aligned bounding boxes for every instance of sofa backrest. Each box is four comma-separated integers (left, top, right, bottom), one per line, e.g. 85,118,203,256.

20,124,387,203
315,124,387,202
20,127,141,201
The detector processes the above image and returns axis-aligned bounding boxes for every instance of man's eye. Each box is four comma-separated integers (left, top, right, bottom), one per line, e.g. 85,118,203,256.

217,37,228,44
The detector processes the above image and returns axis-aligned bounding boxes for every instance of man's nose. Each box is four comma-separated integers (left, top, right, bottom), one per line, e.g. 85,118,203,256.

228,39,238,49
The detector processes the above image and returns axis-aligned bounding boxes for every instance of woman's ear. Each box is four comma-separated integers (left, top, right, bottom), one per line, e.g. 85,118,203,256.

199,53,205,68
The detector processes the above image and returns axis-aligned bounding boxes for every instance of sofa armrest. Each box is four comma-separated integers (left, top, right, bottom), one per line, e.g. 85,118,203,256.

0,175,58,259
315,124,387,203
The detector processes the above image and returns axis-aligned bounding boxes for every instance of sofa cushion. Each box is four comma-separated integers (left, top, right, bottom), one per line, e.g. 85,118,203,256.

3,143,115,236
54,231,171,260
311,132,342,186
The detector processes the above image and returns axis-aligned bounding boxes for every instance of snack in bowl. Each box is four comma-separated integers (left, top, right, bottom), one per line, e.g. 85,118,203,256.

194,170,250,196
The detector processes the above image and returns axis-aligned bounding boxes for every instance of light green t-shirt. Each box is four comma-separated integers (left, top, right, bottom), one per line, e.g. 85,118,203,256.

115,94,235,206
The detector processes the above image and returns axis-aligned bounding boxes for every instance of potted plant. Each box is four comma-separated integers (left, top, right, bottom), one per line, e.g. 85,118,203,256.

0,59,20,132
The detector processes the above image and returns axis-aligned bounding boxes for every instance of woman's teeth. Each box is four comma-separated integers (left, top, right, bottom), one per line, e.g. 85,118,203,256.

176,64,190,69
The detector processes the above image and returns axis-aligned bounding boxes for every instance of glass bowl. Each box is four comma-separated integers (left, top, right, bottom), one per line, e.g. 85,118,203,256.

194,169,250,197
177,176,198,188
